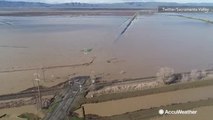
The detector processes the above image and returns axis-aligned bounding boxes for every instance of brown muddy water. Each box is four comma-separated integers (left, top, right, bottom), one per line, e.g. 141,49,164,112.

151,106,213,120
0,105,44,120
76,86,213,116
1,13,213,94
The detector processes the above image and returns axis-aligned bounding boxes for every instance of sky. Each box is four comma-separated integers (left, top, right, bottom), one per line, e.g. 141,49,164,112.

2,0,213,3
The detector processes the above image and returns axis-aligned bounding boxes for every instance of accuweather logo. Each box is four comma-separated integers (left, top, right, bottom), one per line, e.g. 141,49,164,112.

158,109,197,115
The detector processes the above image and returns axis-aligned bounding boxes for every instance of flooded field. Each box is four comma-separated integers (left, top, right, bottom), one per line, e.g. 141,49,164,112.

1,13,213,94
151,106,213,120
0,105,43,120
76,85,213,116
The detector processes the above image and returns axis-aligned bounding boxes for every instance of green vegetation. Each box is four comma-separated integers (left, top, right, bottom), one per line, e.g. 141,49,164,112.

70,95,86,111
86,79,213,103
81,48,93,54
48,100,61,113
18,113,41,120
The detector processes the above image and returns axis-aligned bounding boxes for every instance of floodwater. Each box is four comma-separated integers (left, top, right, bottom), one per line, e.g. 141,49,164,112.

76,86,213,116
151,106,213,120
0,105,44,120
1,13,213,94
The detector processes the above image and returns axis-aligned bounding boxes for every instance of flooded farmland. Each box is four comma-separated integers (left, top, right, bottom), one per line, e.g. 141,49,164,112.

1,13,213,95
0,105,44,120
151,106,213,120
75,86,213,116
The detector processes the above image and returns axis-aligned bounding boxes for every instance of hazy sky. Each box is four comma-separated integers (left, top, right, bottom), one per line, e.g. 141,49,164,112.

2,0,213,3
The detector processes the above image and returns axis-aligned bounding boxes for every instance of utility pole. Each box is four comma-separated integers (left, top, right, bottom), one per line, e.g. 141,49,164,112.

82,106,86,120
34,73,42,109
40,66,46,82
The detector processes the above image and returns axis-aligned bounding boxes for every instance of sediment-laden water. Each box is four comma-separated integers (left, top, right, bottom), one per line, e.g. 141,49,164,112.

0,13,213,94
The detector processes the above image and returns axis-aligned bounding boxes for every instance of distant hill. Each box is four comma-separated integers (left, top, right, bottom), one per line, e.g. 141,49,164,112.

0,1,213,9
0,1,50,8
